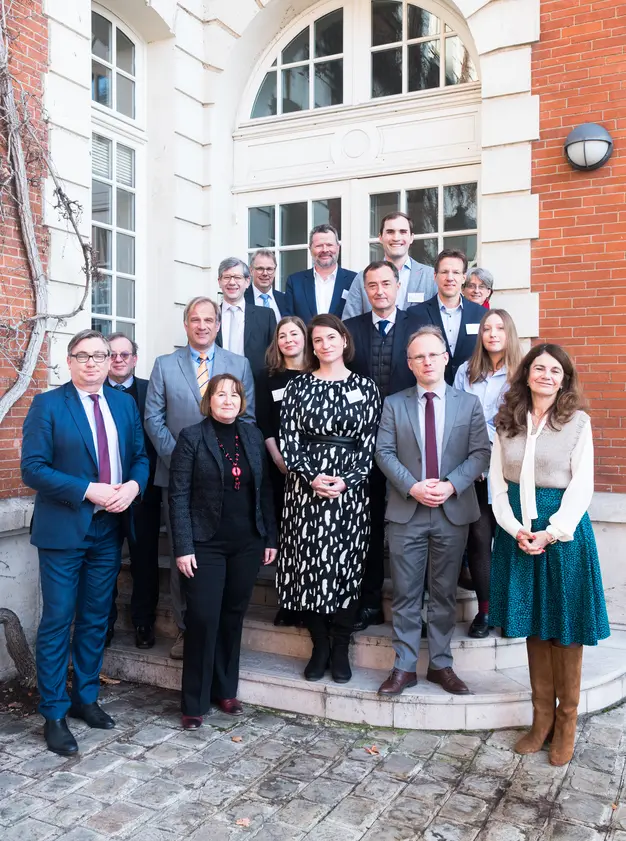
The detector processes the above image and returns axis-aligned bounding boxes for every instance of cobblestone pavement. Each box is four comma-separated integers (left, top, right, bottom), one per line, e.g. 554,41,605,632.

0,682,625,841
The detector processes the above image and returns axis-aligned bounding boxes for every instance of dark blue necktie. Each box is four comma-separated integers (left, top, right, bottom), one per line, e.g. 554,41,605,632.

114,384,126,392
378,320,389,336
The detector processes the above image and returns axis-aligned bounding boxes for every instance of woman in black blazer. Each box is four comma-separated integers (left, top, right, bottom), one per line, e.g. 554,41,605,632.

169,374,277,729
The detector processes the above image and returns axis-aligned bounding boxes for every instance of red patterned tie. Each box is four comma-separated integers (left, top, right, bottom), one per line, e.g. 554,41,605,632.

424,392,439,480
89,394,111,484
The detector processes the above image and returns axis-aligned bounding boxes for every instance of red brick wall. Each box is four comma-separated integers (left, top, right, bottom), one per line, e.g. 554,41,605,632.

0,1,48,499
532,0,626,493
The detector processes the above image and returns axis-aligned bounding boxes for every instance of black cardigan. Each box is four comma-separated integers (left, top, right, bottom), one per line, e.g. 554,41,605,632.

168,417,277,557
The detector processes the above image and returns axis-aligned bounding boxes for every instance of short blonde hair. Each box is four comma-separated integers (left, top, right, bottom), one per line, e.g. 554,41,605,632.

183,297,220,325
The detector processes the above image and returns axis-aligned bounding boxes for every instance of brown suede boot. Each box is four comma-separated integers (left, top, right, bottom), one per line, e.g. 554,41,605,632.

549,643,583,766
515,637,556,755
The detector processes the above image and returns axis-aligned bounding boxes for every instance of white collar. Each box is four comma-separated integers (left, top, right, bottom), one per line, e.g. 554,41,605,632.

75,385,105,400
438,294,463,312
372,308,397,326
223,300,244,311
314,267,337,284
108,375,134,389
253,286,274,301
417,381,447,400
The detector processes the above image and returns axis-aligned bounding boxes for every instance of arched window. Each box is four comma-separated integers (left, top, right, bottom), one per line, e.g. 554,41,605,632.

91,10,137,119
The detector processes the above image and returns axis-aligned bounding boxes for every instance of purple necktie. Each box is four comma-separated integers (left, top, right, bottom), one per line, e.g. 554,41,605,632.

89,394,111,484
424,392,439,480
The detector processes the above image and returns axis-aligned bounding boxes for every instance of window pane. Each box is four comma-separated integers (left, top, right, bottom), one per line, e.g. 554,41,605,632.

369,242,385,262
408,6,441,39
116,145,135,187
116,29,135,74
372,49,402,98
117,188,135,231
280,249,308,287
117,277,135,318
92,226,111,269
314,60,343,108
251,72,277,119
92,180,111,224
92,135,112,179
117,73,135,118
444,183,477,231
114,321,135,340
282,27,309,64
92,274,112,314
444,234,477,264
92,61,111,107
117,233,135,274
283,66,309,112
315,9,343,57
445,36,477,85
92,317,112,336
408,40,440,91
313,198,342,238
410,238,438,266
407,188,438,235
372,0,402,47
249,206,276,248
370,193,400,238
92,13,111,62
280,202,307,246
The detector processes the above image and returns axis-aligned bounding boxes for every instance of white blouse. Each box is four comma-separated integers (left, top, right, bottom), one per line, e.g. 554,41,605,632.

490,413,594,542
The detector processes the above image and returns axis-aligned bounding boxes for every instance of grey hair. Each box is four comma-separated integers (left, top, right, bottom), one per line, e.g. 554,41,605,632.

249,249,277,268
218,257,250,279
406,324,447,352
183,297,220,324
466,267,494,290
308,224,339,247
67,329,110,355
108,331,138,355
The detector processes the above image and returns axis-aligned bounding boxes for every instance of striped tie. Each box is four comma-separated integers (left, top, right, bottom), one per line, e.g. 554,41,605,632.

197,354,209,396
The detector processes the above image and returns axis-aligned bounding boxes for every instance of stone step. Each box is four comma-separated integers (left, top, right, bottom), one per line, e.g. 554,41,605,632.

102,628,626,731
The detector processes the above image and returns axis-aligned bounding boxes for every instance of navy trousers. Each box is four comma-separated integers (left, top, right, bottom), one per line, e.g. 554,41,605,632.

37,511,122,720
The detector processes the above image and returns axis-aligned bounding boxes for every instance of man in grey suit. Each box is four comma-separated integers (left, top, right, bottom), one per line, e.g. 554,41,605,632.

342,212,437,319
144,296,255,658
375,325,490,696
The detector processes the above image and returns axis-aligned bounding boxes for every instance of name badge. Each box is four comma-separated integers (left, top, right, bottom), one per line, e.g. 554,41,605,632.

466,323,480,335
341,288,350,300
407,292,424,304
272,388,285,402
346,388,364,404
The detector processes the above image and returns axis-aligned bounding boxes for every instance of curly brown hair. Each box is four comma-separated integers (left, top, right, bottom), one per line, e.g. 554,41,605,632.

495,343,585,437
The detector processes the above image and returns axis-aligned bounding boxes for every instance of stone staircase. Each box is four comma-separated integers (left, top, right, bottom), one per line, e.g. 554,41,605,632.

103,552,626,730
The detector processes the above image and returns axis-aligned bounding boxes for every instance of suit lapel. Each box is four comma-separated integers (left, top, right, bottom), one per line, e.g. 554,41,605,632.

65,383,98,469
135,377,147,419
303,270,317,318
428,297,452,356
178,347,202,406
200,419,223,481
442,386,460,453
238,422,261,491
404,389,423,459
106,391,127,467
390,310,406,376
453,302,470,365
329,268,347,316
243,303,255,356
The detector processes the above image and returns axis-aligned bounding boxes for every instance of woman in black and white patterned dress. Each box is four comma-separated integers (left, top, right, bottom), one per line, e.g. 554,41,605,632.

279,314,381,684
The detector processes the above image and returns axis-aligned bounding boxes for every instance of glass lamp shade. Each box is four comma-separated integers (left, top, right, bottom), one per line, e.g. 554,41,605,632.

564,124,613,171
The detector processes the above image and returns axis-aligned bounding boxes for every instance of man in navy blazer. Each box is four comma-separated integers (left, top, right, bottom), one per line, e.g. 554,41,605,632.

284,224,356,323
244,249,288,321
407,249,485,385
21,329,149,756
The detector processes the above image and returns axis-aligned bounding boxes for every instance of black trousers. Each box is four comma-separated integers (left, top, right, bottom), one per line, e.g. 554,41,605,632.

466,479,496,604
108,482,162,628
359,465,387,610
181,532,264,716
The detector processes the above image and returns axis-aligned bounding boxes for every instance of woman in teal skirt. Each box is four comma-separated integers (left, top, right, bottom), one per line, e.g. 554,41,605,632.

489,343,609,766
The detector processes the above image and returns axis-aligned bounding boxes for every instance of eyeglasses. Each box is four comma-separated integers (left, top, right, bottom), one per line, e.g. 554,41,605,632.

252,267,276,274
110,351,134,360
465,283,489,292
70,352,110,363
407,352,447,364
221,274,246,283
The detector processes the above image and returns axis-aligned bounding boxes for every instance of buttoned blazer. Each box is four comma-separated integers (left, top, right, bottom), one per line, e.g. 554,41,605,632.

375,384,490,526
284,267,357,323
342,258,437,320
21,381,150,550
217,302,277,378
244,285,288,318
144,344,255,487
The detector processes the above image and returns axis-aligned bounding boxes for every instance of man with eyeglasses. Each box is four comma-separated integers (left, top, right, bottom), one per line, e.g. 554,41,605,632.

375,325,490,697
21,329,149,756
102,333,161,652
407,249,486,385
216,257,277,378
244,249,288,321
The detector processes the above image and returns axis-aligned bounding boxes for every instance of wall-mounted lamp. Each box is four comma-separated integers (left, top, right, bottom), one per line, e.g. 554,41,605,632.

564,123,614,171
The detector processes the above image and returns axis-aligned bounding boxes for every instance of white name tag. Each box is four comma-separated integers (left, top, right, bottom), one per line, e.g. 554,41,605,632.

341,288,350,300
346,388,364,404
407,292,424,304
272,388,286,402
466,323,480,335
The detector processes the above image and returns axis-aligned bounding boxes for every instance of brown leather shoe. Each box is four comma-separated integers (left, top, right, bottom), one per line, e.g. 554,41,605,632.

427,666,470,695
216,698,243,716
181,715,203,730
378,668,417,695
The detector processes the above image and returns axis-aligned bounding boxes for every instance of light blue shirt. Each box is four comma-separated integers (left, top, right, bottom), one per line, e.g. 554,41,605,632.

416,381,446,481
395,258,412,310
189,343,216,384
453,361,509,444
438,295,463,356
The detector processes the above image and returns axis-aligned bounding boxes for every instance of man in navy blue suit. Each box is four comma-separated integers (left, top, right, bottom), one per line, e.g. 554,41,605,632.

244,249,288,321
21,329,149,756
407,249,485,385
284,224,356,323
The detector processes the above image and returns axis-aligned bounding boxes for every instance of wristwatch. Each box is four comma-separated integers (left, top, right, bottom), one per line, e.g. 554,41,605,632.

546,531,558,545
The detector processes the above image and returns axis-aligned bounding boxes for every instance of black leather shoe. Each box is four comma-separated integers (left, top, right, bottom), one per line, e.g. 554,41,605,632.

104,626,115,648
44,718,78,756
353,607,385,632
468,612,490,639
135,625,155,649
69,702,115,729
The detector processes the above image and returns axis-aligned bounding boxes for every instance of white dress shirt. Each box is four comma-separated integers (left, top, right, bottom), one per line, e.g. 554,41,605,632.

395,258,412,310
372,308,398,336
253,285,281,322
222,302,245,356
314,268,337,314
416,381,447,481
76,386,123,508
438,295,463,356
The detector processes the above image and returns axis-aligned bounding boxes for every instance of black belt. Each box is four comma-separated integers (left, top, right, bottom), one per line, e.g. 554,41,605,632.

304,434,358,450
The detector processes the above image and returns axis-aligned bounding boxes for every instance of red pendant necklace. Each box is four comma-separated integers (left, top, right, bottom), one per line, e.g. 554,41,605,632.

218,434,242,490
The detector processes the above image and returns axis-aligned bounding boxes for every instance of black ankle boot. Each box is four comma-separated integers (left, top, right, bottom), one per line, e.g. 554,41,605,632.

304,612,330,681
330,641,352,683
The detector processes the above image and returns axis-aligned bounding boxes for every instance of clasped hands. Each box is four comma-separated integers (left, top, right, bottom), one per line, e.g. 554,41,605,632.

311,473,347,499
176,548,277,578
410,478,455,508
85,480,140,513
515,529,552,555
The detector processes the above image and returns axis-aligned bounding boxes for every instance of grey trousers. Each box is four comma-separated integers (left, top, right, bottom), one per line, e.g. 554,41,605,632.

161,487,186,631
388,505,468,672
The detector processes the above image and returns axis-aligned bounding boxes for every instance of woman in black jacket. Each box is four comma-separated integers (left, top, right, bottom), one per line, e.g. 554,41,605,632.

169,374,277,729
